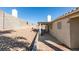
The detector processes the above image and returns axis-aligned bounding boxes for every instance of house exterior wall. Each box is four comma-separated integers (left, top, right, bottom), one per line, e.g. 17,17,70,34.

49,11,79,48
49,23,53,36
49,18,71,47
70,18,79,48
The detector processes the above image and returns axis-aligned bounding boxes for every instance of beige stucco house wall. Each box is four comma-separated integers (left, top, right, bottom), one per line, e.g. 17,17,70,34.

50,18,71,48
70,17,79,48
49,8,79,48
0,10,27,30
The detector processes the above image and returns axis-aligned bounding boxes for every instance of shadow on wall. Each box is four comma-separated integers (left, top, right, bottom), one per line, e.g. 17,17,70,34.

0,36,30,51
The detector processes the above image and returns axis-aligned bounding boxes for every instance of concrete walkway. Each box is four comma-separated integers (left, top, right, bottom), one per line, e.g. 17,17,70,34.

37,41,54,51
38,33,70,51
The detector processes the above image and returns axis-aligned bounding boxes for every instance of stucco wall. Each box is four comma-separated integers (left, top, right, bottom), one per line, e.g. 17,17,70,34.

50,18,71,48
49,11,79,48
70,18,79,48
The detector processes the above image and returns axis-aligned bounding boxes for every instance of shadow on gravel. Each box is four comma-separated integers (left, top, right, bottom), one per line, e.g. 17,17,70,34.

39,39,63,51
0,36,30,51
39,33,72,51
32,29,38,32
0,30,16,35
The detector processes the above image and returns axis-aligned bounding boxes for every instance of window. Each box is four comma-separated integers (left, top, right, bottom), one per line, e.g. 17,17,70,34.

57,22,62,29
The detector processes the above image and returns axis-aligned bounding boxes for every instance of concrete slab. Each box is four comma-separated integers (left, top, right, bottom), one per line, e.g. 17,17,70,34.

38,33,70,51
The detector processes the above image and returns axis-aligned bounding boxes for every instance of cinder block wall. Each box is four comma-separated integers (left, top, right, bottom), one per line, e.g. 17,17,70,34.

0,11,3,30
0,11,27,30
4,13,20,30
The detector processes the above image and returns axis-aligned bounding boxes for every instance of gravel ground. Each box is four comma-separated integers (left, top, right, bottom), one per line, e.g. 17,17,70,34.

0,25,37,51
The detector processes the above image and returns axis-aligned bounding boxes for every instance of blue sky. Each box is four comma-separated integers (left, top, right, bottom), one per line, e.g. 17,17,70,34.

0,7,74,24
